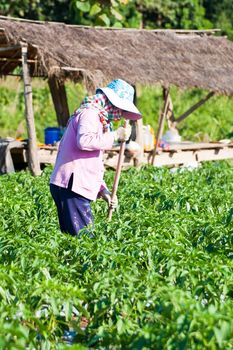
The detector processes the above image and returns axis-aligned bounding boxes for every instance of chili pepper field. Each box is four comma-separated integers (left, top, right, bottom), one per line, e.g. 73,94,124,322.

0,161,233,350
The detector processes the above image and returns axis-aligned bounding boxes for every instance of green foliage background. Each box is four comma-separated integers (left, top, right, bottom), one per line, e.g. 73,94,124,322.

1,0,233,38
0,1,233,348
0,78,232,143
0,1,233,141
0,162,233,348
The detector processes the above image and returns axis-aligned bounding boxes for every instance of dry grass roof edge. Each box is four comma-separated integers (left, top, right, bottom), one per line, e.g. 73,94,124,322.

0,16,233,95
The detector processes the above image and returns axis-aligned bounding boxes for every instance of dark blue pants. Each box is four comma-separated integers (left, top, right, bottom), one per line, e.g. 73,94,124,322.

50,176,93,236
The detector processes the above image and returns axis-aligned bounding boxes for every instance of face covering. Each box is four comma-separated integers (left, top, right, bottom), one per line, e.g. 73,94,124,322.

75,92,122,132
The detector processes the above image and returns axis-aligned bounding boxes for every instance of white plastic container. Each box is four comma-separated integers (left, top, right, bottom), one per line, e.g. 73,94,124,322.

143,125,155,151
162,128,181,143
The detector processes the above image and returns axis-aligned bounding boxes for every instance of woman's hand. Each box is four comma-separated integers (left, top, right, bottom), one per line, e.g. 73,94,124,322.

99,189,118,209
114,125,131,142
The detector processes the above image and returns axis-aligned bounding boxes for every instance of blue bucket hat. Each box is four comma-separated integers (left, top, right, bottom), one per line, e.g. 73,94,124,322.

96,79,142,121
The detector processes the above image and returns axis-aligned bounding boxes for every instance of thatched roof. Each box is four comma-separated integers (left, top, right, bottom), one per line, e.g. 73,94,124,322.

0,16,233,94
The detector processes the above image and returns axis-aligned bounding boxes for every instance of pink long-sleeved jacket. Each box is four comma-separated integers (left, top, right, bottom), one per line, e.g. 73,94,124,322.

50,108,114,200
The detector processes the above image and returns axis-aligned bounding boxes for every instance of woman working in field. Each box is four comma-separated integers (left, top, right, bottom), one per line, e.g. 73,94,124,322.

50,79,142,236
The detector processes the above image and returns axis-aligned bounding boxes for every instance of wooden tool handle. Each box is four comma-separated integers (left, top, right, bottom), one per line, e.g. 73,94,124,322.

108,120,129,221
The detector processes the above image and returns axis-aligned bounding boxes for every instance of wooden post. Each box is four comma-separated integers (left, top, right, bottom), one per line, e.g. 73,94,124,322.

48,76,70,128
151,87,169,165
108,120,129,221
132,85,144,165
166,92,175,129
21,44,41,176
135,119,144,165
174,92,214,125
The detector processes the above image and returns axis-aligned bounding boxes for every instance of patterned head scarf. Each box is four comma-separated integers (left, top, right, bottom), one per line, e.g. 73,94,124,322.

74,92,122,132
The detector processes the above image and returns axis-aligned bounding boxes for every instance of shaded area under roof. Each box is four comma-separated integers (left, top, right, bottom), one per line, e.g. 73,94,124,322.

0,16,233,95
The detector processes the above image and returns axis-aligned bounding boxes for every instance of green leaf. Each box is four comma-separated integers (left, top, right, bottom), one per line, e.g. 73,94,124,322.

116,318,124,333
0,286,7,301
111,0,118,6
226,207,233,225
186,202,190,212
50,298,59,315
137,300,144,314
98,14,111,26
90,4,101,16
76,1,90,13
168,265,176,276
113,21,123,28
41,267,51,280
64,301,73,321
111,8,123,21
214,327,223,347
214,321,231,347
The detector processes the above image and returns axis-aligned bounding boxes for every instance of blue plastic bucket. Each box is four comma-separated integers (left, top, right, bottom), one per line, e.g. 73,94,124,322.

44,127,61,145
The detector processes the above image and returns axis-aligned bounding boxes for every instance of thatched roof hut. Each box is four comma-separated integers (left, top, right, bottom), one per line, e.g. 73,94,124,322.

0,16,233,95
1,16,233,175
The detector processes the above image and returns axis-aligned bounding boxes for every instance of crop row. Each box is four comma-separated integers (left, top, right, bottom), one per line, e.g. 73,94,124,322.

0,161,232,349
